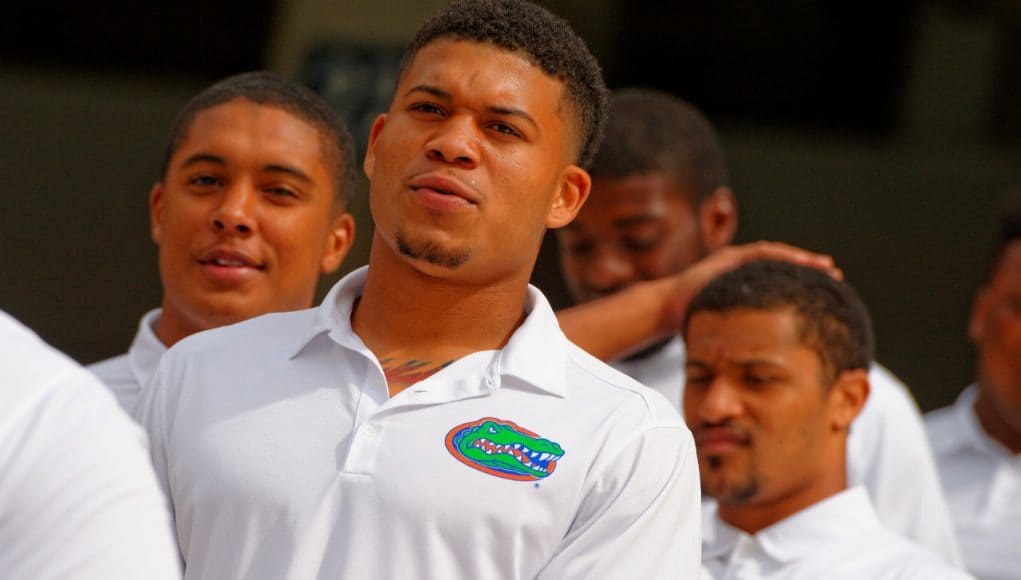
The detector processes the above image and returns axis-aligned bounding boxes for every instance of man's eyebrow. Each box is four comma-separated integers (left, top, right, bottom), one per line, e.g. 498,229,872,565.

180,153,225,168
487,105,538,130
264,164,312,183
405,84,451,101
405,84,538,130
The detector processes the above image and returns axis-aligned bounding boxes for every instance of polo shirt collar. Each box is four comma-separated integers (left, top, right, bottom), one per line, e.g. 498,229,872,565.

128,308,167,388
289,266,568,398
706,487,878,564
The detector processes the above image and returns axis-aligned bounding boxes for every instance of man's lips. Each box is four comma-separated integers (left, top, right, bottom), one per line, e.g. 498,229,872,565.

197,248,264,269
196,248,265,285
693,425,751,454
408,172,480,206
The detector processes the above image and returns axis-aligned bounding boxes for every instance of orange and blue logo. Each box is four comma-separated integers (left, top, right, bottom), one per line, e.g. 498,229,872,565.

445,417,565,481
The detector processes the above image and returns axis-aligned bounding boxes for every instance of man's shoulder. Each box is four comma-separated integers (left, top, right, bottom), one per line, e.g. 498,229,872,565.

0,312,125,427
924,398,967,458
843,528,973,579
167,307,322,361
88,352,131,383
562,341,684,426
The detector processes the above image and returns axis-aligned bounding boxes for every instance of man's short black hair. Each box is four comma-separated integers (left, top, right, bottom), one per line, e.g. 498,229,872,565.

590,88,728,203
683,260,874,383
397,0,609,169
984,191,1021,283
160,71,356,207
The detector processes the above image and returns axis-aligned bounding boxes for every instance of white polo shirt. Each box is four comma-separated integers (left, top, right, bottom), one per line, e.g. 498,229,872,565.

139,267,701,580
0,309,181,580
89,308,166,415
701,486,973,580
614,341,962,565
926,385,1021,580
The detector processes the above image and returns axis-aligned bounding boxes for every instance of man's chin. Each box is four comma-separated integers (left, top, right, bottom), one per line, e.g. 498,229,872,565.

395,231,471,270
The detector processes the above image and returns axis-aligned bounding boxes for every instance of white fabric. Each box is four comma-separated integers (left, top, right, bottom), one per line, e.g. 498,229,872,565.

612,335,685,408
615,343,962,565
926,385,1021,580
700,486,972,579
139,267,701,580
0,309,181,580
89,308,166,415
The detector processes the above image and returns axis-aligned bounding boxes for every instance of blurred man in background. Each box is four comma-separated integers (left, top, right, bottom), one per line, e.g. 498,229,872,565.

926,196,1021,580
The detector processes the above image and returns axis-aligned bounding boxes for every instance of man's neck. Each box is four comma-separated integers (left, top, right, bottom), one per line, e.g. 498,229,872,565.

973,384,1021,454
353,238,531,396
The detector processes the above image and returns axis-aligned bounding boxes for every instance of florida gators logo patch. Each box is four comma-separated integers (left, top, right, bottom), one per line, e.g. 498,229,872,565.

445,417,565,481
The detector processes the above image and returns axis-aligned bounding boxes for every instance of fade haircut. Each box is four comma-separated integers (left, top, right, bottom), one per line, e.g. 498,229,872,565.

683,260,874,384
160,71,356,208
397,0,609,169
984,190,1021,284
590,88,728,203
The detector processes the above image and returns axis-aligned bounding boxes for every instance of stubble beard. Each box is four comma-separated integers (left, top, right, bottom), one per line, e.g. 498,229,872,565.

702,455,760,504
395,229,472,270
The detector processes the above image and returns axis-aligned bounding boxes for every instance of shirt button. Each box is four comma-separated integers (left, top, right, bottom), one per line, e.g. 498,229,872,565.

364,423,380,436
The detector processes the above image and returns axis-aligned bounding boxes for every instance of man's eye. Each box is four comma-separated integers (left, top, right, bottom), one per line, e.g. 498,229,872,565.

685,375,713,390
622,237,661,252
489,122,522,138
743,375,776,387
189,175,220,187
267,187,297,198
410,102,445,116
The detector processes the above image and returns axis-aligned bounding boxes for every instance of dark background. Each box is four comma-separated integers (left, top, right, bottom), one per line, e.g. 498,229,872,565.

2,0,1019,411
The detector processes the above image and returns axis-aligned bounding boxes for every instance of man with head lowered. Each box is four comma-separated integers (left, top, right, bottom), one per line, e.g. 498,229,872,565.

554,88,962,562
685,261,972,579
926,198,1021,580
138,1,700,578
89,71,356,414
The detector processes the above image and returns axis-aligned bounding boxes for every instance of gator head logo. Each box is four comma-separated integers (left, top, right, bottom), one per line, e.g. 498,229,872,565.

445,417,565,481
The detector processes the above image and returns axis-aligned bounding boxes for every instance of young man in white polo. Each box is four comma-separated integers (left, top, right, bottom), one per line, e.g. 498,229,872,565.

683,260,971,579
138,1,701,577
926,199,1021,580
89,71,357,415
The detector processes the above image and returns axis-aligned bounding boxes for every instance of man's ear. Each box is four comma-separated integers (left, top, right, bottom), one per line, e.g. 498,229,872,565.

149,182,165,245
546,165,592,228
363,114,388,180
828,368,870,431
320,211,356,274
698,186,738,251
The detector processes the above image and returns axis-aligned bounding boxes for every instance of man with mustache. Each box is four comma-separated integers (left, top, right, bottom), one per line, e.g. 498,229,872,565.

138,1,702,577
684,260,971,579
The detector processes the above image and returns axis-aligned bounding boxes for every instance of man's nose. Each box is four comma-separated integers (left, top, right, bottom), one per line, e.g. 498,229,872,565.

425,115,480,168
211,181,256,236
692,377,744,424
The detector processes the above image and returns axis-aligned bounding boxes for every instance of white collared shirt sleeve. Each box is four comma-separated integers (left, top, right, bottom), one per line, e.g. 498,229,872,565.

538,422,701,579
0,310,182,580
136,352,181,559
848,365,962,565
